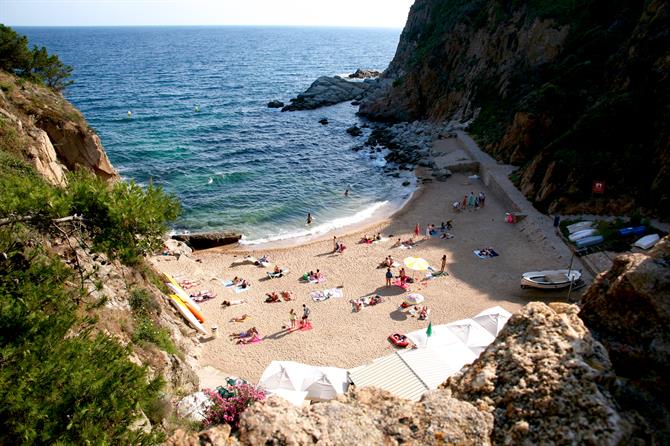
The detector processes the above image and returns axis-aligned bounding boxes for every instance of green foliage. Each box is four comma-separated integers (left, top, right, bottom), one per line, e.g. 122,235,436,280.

0,24,73,91
133,316,178,356
130,288,161,317
67,173,181,265
0,155,181,266
0,229,164,444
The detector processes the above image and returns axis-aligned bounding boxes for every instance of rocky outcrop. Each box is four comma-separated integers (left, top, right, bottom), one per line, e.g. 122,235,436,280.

359,0,670,217
0,71,117,184
236,387,493,445
282,76,374,111
266,100,284,108
445,302,641,445
348,69,381,79
172,232,242,250
580,236,670,443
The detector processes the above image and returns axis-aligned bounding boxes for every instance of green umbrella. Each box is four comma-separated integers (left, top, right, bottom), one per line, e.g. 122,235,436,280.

426,321,433,337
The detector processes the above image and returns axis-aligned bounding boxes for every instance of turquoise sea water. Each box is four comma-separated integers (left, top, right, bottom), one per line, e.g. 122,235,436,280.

18,26,414,243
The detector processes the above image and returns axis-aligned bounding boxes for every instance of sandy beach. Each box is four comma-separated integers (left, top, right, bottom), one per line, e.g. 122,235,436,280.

151,137,582,384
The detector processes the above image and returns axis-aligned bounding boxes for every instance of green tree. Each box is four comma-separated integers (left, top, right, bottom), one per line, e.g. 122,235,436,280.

0,24,73,91
0,24,31,74
31,45,74,91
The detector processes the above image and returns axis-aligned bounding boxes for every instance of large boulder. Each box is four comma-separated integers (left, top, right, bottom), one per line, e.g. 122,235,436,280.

236,387,493,445
444,302,641,445
172,232,241,250
267,100,284,108
348,69,381,79
580,236,670,443
282,76,374,111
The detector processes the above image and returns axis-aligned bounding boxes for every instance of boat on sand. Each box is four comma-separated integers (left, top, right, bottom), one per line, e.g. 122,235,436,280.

520,269,583,290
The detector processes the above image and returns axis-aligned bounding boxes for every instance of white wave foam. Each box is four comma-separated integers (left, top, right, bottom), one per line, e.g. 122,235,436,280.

239,200,391,246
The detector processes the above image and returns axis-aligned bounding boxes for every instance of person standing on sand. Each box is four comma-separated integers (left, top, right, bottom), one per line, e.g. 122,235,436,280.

289,308,297,330
461,195,467,210
302,304,311,325
425,225,431,239
307,213,313,225
414,223,420,237
385,267,393,286
333,236,339,252
440,255,447,273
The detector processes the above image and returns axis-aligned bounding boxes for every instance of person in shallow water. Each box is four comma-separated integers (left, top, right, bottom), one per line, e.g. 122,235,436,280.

307,213,313,225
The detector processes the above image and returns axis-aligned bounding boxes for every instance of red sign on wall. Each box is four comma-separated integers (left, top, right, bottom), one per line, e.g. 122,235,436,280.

592,180,605,194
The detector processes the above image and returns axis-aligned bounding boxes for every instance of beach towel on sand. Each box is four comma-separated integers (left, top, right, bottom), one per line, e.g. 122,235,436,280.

310,287,343,302
234,285,250,294
474,249,499,259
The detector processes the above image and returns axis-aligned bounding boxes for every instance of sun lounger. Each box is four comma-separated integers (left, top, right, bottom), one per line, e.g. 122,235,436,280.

234,285,250,294
267,269,289,279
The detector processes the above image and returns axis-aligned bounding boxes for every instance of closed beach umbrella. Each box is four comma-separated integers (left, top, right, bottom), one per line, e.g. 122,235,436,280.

404,293,425,305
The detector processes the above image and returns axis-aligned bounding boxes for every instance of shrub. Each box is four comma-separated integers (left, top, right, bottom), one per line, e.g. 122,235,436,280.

203,384,266,428
0,229,164,444
133,316,178,355
129,288,161,316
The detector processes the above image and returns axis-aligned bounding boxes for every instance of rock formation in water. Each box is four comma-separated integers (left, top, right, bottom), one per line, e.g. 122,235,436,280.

359,0,670,217
282,76,375,111
0,71,117,185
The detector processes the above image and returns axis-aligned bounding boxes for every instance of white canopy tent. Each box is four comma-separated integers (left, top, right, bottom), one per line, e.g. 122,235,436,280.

445,319,496,356
472,306,512,337
258,361,349,403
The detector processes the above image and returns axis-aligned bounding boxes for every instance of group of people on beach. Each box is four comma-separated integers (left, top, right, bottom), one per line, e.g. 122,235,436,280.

454,191,485,211
360,233,382,244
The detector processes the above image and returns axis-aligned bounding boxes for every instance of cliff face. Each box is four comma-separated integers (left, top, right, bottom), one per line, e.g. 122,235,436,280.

360,0,670,217
0,71,117,184
580,236,670,443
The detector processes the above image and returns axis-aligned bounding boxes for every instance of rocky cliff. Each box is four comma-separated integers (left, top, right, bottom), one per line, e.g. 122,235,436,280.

0,71,117,185
360,0,670,217
580,236,670,443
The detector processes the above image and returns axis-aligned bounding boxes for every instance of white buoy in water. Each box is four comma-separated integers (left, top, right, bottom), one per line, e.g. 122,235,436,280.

194,105,200,112
127,111,132,118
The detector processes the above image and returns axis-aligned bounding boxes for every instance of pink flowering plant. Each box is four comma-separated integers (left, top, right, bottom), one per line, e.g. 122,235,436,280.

203,384,266,427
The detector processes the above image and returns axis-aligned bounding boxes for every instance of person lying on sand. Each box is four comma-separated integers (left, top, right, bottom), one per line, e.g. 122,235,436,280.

221,299,247,307
230,314,250,323
229,326,258,339
265,292,281,303
232,276,250,289
360,235,373,244
254,255,269,266
281,290,293,301
236,333,262,345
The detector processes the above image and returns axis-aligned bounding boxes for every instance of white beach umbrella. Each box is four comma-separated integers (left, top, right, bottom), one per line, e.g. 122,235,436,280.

404,293,425,305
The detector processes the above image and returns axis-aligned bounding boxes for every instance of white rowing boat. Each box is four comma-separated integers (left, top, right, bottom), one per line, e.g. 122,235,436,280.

520,269,582,290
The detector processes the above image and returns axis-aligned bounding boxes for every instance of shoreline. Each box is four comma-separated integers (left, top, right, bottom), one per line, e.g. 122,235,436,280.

232,182,421,252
